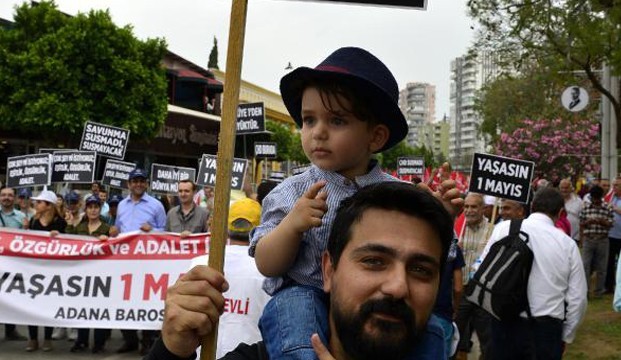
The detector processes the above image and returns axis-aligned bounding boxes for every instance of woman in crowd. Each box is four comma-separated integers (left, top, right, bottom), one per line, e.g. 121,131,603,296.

55,192,66,216
26,190,67,352
65,195,111,353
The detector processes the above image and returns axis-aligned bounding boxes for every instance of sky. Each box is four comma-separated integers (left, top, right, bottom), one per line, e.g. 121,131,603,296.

0,0,475,119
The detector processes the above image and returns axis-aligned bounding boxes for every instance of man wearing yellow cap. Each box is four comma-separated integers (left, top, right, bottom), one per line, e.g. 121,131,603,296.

190,197,270,359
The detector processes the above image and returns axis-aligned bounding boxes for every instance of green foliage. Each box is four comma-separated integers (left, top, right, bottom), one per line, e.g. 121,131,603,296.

264,120,293,161
0,1,168,141
379,141,436,171
468,0,621,140
208,37,219,69
252,120,306,163
287,132,307,163
476,65,596,142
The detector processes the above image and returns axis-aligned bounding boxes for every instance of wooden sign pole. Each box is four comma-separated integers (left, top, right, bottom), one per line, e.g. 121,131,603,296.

200,0,249,359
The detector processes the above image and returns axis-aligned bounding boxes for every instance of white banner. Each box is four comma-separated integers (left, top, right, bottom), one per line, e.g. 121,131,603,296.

0,228,210,330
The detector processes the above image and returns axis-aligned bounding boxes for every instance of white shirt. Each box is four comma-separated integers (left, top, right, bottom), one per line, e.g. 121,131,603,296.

191,246,271,359
564,194,583,240
480,213,587,343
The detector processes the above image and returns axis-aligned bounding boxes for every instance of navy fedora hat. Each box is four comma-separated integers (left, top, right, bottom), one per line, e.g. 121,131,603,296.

280,47,408,152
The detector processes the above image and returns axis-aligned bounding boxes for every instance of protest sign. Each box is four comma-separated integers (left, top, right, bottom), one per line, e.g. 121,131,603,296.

254,142,277,158
101,159,136,189
0,228,210,329
150,163,197,194
197,154,248,191
469,153,535,203
80,121,130,160
51,150,96,183
397,156,424,176
6,154,52,188
39,148,66,154
236,102,265,135
304,0,426,8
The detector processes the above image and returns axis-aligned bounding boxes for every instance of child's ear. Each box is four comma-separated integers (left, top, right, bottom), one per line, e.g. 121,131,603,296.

369,124,390,153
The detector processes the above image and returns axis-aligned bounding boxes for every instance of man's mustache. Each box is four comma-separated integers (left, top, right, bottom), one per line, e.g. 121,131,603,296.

359,297,414,322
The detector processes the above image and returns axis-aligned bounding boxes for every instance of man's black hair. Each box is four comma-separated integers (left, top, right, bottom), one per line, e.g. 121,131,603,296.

327,182,453,272
531,188,564,217
589,185,604,200
257,180,279,206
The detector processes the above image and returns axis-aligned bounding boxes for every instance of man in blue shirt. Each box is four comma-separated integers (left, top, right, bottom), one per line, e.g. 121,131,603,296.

0,186,28,341
113,168,166,355
114,168,166,234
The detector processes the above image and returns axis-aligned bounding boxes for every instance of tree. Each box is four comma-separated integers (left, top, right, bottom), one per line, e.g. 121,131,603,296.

476,64,595,142
264,120,294,161
0,1,168,142
494,118,600,179
208,37,219,69
241,120,306,163
288,132,307,164
468,0,621,142
379,141,436,171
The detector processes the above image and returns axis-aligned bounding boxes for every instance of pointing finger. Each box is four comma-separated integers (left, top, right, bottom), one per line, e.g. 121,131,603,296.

303,181,327,200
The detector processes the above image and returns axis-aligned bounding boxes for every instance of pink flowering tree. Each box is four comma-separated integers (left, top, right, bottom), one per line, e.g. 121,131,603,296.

494,118,601,179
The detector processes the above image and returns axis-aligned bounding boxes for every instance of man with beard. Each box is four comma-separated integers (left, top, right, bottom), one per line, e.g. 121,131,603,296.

144,181,454,360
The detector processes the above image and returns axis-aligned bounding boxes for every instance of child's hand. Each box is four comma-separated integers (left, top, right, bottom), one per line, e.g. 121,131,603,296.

288,180,328,233
418,179,463,217
311,333,335,360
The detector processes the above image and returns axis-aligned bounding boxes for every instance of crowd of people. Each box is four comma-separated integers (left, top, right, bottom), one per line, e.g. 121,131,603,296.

0,169,280,355
2,45,621,360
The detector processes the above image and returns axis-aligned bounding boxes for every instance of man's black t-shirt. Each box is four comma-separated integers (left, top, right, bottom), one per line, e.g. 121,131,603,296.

144,338,268,360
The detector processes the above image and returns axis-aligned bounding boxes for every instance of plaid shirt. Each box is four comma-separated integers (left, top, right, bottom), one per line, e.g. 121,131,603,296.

459,217,489,285
579,201,614,239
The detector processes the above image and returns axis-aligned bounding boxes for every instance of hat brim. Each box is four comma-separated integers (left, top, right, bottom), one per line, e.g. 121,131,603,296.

280,67,408,153
30,196,54,204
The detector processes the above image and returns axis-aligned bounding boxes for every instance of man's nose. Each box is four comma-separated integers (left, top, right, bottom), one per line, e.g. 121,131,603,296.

380,266,409,299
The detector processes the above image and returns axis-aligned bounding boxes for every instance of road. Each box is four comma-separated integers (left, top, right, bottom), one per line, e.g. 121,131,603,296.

0,325,145,359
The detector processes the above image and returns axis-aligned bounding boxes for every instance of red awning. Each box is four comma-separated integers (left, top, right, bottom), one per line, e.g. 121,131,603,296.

173,69,223,91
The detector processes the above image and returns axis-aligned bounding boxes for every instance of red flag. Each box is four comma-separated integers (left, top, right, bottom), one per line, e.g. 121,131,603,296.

454,212,466,241
605,188,614,203
424,167,431,183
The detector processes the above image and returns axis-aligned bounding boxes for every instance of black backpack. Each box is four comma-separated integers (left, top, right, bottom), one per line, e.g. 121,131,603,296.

465,219,533,321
